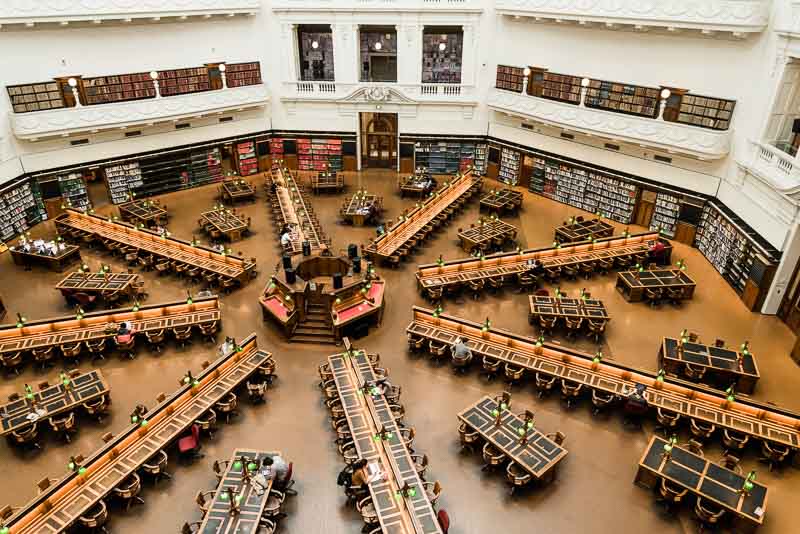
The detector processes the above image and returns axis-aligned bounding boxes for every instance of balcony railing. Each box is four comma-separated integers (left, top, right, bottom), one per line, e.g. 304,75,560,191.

272,0,479,10
10,84,269,141
742,140,800,200
487,88,731,160
495,0,769,35
0,0,259,26
283,81,475,102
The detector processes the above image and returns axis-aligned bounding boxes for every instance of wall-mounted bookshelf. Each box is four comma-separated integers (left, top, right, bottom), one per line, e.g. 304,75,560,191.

104,162,143,204
190,147,223,186
236,141,258,176
529,155,637,223
474,143,488,175
158,67,210,97
0,180,47,242
676,94,735,131
297,138,343,172
541,72,582,104
269,138,285,160
650,192,681,238
414,141,475,174
7,82,65,113
225,62,262,88
496,65,524,93
498,148,520,185
421,29,463,84
83,73,155,105
57,173,90,211
585,79,660,118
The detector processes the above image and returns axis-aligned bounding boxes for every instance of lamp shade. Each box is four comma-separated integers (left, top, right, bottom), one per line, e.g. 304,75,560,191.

660,88,671,99
68,77,77,87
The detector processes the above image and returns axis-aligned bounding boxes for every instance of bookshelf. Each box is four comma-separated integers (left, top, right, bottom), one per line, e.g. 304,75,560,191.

297,138,343,172
498,148,520,185
57,173,90,211
496,65,525,93
474,144,488,175
225,62,262,88
83,73,155,105
236,141,258,176
649,192,681,238
675,94,735,131
414,141,475,174
136,152,191,197
541,72,582,104
189,147,223,186
158,67,210,97
7,82,65,113
529,155,637,223
104,162,143,204
421,30,463,84
0,180,48,242
585,79,660,118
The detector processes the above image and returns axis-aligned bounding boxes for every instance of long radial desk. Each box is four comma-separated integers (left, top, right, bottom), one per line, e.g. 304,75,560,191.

415,232,670,293
269,166,326,254
406,307,800,452
4,333,272,534
328,349,442,534
54,209,254,284
0,297,220,356
366,169,481,264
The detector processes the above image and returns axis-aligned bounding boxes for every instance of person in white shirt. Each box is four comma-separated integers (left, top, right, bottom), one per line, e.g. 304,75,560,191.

280,231,292,248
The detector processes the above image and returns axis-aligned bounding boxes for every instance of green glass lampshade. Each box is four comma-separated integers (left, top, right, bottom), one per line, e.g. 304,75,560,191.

233,461,242,470
220,492,228,500
408,487,417,497
491,409,499,417
78,467,86,475
247,462,257,471
140,419,148,427
1,525,10,534
500,402,508,410
518,427,525,436
395,492,402,502
743,480,754,492
131,415,139,424
68,462,75,470
527,421,534,429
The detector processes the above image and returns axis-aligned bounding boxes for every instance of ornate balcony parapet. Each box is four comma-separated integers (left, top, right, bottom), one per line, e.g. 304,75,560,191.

739,140,800,202
272,0,481,12
10,84,269,141
0,0,259,26
487,88,731,160
282,82,477,104
495,0,769,36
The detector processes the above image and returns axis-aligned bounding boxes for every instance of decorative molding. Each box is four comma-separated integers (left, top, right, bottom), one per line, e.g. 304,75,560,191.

737,140,800,205
282,81,478,106
487,88,731,160
776,1,800,38
496,0,769,35
10,85,269,141
0,0,259,25
272,0,482,13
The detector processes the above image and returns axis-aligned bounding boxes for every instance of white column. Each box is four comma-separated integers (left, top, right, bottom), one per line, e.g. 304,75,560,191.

333,24,354,84
396,24,416,85
763,220,800,313
460,24,474,87
283,23,299,82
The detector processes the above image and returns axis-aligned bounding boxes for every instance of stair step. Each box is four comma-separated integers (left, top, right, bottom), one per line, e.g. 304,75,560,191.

289,335,337,345
301,319,330,328
295,325,334,335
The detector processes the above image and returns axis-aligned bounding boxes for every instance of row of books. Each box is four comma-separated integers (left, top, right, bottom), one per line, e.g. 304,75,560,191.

0,181,48,242
105,162,144,204
237,141,258,176
297,138,343,171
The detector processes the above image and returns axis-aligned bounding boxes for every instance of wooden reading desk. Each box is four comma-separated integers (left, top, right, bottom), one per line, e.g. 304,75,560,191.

0,369,109,436
616,269,696,302
269,167,327,254
659,338,759,394
311,172,344,194
342,192,380,226
199,448,280,534
0,296,220,357
528,295,609,322
459,396,567,480
118,200,167,228
406,306,800,452
366,169,481,264
3,333,272,534
328,349,442,533
554,218,614,244
416,232,670,294
55,209,254,285
56,271,138,299
10,243,81,272
635,436,767,533
200,208,248,241
458,219,517,252
479,188,522,214
221,179,256,203
399,174,436,198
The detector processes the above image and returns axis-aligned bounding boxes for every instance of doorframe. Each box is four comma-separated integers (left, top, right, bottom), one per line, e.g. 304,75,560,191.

358,111,398,170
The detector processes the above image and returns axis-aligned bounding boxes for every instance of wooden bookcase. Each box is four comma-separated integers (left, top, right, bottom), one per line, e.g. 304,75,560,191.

585,79,660,118
527,67,581,105
675,93,735,130
225,62,262,88
496,65,525,92
83,72,156,105
6,81,66,113
158,66,210,97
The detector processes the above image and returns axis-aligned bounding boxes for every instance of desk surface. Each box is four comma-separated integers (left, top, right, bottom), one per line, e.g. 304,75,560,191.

480,189,522,209
529,296,610,321
458,220,517,247
55,271,137,293
0,297,220,355
0,370,108,435
222,180,256,198
406,307,800,449
118,200,167,222
55,210,252,281
401,176,435,192
199,449,278,534
344,194,379,216
638,436,767,524
459,396,567,478
661,338,759,377
271,168,325,253
200,209,248,235
329,350,442,534
5,335,271,534
555,219,614,243
10,244,80,261
617,269,695,289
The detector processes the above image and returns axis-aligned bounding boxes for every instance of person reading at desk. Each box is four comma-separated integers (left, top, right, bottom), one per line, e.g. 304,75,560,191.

451,337,473,367
262,455,289,483
649,240,666,265
280,229,293,249
116,321,135,345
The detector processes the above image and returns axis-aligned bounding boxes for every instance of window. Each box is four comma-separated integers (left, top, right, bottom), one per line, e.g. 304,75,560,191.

297,25,334,81
421,27,463,84
360,26,397,83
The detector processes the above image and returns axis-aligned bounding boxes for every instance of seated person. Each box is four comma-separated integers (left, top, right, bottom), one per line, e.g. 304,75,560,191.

376,224,385,237
649,240,666,264
451,337,473,367
350,458,369,489
263,454,289,485
280,230,293,249
116,321,135,344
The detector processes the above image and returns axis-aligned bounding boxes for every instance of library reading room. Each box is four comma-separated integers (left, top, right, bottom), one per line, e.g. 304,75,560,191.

3,2,800,533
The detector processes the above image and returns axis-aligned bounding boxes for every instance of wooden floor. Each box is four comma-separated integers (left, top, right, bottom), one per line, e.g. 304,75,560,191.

0,169,798,533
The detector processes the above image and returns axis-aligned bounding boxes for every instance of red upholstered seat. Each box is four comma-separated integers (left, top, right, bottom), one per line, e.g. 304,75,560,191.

178,424,201,454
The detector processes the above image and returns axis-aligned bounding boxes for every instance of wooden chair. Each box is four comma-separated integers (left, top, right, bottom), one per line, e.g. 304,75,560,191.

400,426,416,452
656,477,688,514
85,338,107,362
9,422,40,449
590,389,616,416
195,489,216,517
263,489,287,521
504,363,525,388
586,320,606,343
357,496,379,530
428,340,449,364
694,498,726,531
48,411,77,442
195,409,218,438
717,453,742,474
645,287,664,307
246,380,267,404
458,421,481,452
155,260,171,275
564,317,584,339
481,442,506,471
535,372,557,398
667,287,684,306
60,342,83,364
172,326,193,349
32,346,55,370
538,315,557,337
722,428,749,454
506,462,533,496
482,355,501,382
544,266,561,284
83,395,110,423
145,329,166,353
423,480,442,508
654,407,681,436
560,380,582,409
760,440,791,471
683,363,706,381
215,392,239,423
182,521,202,534
689,419,716,441
1,351,25,376
685,439,705,457
199,321,219,343
77,500,109,533
467,278,485,299
596,258,613,274
407,334,425,352
487,276,504,293
411,453,429,479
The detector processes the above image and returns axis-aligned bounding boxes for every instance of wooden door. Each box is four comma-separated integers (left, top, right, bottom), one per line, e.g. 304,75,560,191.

360,112,397,169
779,257,800,332
635,190,657,227
519,155,535,190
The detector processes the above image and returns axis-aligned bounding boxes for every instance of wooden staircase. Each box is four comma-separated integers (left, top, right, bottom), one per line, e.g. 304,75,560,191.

290,302,337,344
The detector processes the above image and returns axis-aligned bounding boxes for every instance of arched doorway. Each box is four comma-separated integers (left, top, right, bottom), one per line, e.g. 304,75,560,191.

360,112,397,169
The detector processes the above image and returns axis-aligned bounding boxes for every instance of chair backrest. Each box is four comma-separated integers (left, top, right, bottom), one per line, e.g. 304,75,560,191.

437,509,450,532
284,462,293,485
191,423,201,444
